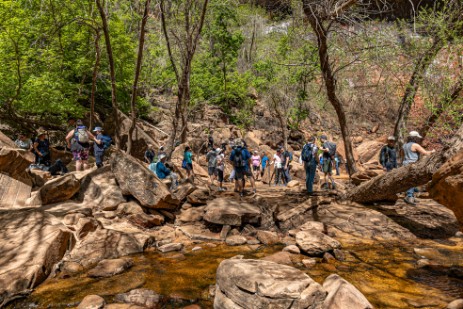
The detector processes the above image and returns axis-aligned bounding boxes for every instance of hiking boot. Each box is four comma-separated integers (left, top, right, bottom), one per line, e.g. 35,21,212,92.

404,196,416,205
239,192,244,197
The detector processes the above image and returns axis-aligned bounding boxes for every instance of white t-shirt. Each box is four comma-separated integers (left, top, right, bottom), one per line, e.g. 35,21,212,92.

273,154,282,168
216,153,225,171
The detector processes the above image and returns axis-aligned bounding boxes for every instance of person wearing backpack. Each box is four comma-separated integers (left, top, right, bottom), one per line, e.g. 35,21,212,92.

301,136,319,195
206,148,219,186
92,127,111,168
380,136,398,172
182,146,194,180
156,154,178,191
320,135,336,190
230,139,251,197
66,120,100,171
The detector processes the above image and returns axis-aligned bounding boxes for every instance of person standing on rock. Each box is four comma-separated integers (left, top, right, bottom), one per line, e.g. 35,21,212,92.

93,127,111,168
273,148,285,186
33,129,51,166
183,146,194,180
15,133,33,151
380,136,398,172
403,131,435,205
282,147,293,183
206,147,219,186
216,148,226,191
230,139,251,197
66,120,100,171
251,150,261,180
144,144,156,163
301,136,319,196
156,154,178,191
261,151,269,178
320,135,336,190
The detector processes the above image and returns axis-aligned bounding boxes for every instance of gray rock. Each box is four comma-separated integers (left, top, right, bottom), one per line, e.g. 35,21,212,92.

204,198,261,226
256,230,279,245
114,288,160,309
78,295,105,309
225,235,247,246
214,259,326,308
158,243,183,253
296,230,341,256
322,274,373,309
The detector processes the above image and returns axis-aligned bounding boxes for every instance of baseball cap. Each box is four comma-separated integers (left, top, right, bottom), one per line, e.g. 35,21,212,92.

409,131,423,138
93,127,103,132
387,136,396,141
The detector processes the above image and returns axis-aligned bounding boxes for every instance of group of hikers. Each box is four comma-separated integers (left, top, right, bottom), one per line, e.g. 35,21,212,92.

14,119,433,204
14,119,112,175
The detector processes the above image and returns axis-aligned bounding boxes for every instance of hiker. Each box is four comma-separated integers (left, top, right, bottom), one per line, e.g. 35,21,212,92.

66,120,100,171
334,154,341,176
261,152,269,178
144,144,156,163
282,147,293,183
93,127,111,168
158,145,167,158
216,148,226,191
403,131,435,205
182,146,194,179
230,139,252,197
15,133,32,151
251,150,261,180
273,148,285,186
206,147,219,186
380,136,398,172
207,131,214,150
156,154,178,191
242,141,256,193
320,135,337,189
33,129,51,166
301,136,319,195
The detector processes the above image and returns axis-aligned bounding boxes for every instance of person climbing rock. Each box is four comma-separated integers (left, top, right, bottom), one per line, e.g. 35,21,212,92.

320,135,336,189
66,120,100,171
301,136,318,196
15,133,32,151
380,136,398,172
144,144,156,163
206,147,219,186
93,127,111,168
182,146,194,180
33,129,51,166
403,131,435,205
156,154,178,191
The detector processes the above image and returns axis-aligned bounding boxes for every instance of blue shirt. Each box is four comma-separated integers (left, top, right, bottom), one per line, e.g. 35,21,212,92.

230,147,251,168
262,156,269,168
184,151,193,164
94,133,105,153
155,161,171,179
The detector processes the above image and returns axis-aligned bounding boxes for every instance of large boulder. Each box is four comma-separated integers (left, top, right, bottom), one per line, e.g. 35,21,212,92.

204,198,261,226
0,173,32,209
296,230,341,256
322,274,373,309
28,173,81,206
0,147,34,180
0,130,15,148
429,150,463,225
214,259,326,308
355,140,384,164
0,211,73,307
110,150,179,209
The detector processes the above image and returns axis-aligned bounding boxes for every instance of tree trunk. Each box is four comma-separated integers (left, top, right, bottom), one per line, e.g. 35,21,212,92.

393,38,444,148
419,71,463,139
96,0,121,149
347,123,463,203
90,31,101,132
303,4,357,176
127,0,150,155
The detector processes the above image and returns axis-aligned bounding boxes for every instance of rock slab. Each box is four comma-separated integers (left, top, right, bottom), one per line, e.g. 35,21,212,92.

296,230,341,256
204,198,261,226
88,258,133,278
322,274,373,309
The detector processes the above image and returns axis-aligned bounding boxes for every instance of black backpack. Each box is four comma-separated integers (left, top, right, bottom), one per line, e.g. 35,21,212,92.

325,142,337,159
233,148,245,168
301,143,314,162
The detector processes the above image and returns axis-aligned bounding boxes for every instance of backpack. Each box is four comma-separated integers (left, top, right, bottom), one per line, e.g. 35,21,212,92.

301,143,314,162
75,126,89,143
233,148,246,168
325,142,337,158
100,135,112,150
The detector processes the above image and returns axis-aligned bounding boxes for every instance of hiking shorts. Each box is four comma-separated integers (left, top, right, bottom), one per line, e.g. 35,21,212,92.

217,169,224,182
185,163,193,171
73,148,89,161
252,165,260,172
208,167,217,176
322,157,333,175
234,167,246,180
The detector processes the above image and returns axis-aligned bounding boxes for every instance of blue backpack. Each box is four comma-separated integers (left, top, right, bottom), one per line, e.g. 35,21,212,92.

100,135,112,150
301,143,314,162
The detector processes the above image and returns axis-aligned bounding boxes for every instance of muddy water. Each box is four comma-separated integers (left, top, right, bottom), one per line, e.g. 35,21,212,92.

8,240,463,309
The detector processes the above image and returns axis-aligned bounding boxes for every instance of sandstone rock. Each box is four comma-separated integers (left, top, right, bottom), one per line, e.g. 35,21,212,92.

429,151,463,225
351,169,384,186
0,173,32,208
114,289,160,309
322,252,336,264
64,228,153,268
186,188,209,205
0,211,73,307
220,225,231,240
88,258,133,278
283,245,301,254
287,180,300,188
302,259,317,268
447,299,463,309
204,198,261,226
75,217,100,240
178,225,222,242
78,295,106,309
322,274,373,309
117,201,145,216
128,212,164,229
299,221,326,233
256,230,279,245
275,197,331,230
296,230,341,256
177,206,206,224
225,235,247,246
105,303,146,309
246,237,260,245
333,249,346,261
355,140,384,163
0,147,34,180
214,259,326,308
261,251,293,265
158,243,183,253
29,173,80,206
173,183,196,202
0,131,15,147
111,150,179,209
